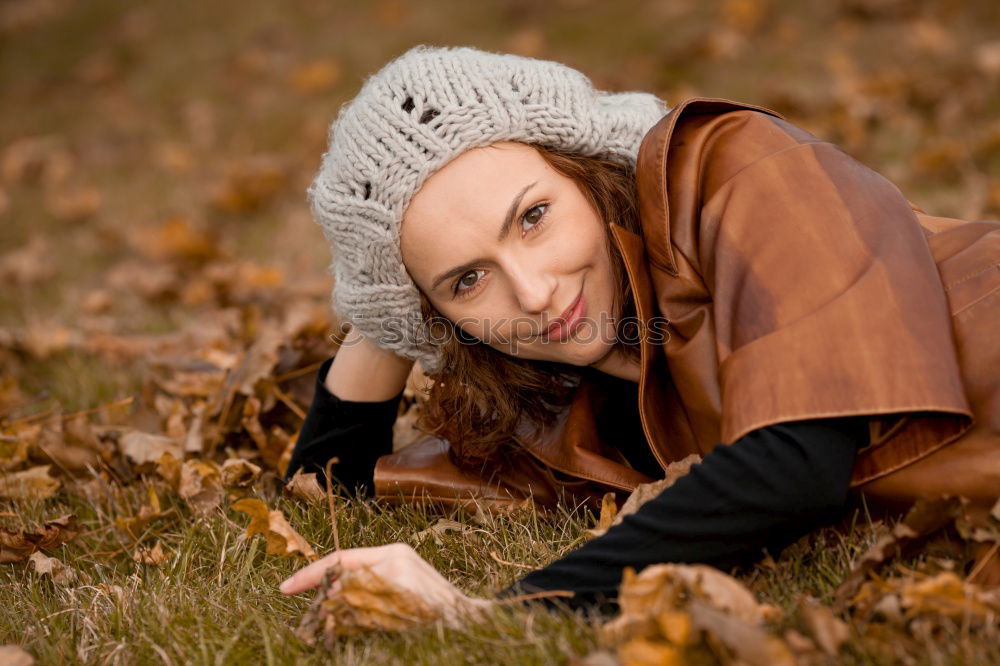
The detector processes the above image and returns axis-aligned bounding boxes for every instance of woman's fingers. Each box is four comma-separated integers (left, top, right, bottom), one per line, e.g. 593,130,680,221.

279,543,415,595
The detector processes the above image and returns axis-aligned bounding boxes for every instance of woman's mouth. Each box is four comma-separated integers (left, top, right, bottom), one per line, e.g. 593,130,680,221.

545,286,586,341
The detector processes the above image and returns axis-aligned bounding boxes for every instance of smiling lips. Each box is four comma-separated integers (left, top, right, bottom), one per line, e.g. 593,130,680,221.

545,286,586,340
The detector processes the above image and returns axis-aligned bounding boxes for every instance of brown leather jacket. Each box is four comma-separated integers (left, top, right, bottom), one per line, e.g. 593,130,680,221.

375,98,1000,511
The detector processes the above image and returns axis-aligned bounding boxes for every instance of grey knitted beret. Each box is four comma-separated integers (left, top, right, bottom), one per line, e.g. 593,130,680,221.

308,45,668,374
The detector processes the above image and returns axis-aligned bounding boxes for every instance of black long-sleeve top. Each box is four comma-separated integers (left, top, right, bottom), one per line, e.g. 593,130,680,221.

284,357,869,608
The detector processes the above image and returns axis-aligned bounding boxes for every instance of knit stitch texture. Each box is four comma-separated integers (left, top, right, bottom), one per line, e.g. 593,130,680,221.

308,45,668,374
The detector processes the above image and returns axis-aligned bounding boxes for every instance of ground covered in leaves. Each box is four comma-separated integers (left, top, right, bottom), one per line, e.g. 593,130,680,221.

2,0,999,664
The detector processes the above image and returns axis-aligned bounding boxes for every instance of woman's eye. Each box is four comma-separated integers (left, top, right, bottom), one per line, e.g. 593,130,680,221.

521,203,547,233
454,269,484,296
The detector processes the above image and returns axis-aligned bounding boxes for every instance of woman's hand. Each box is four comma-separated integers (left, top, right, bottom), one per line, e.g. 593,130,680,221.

280,543,493,627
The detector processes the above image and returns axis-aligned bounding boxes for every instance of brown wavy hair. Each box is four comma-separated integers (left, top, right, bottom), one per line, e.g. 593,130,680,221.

413,144,644,470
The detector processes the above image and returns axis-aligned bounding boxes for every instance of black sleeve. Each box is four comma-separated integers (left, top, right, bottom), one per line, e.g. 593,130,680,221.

497,415,869,609
283,356,404,497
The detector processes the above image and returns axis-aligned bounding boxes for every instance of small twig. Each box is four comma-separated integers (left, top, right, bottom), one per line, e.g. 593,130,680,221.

496,589,575,604
488,550,534,570
4,396,134,427
273,361,325,384
324,457,341,551
968,540,1000,582
271,385,306,420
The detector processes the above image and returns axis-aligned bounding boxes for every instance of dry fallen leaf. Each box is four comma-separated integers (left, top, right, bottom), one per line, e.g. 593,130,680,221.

209,157,287,215
0,235,55,285
178,459,223,513
283,469,325,504
289,59,342,95
28,551,78,585
797,595,850,656
411,519,474,547
834,495,965,607
0,432,30,472
115,486,171,540
600,563,786,666
588,454,701,538
686,599,796,666
0,514,78,563
119,430,183,469
0,465,60,500
220,458,262,489
585,492,619,539
295,564,442,647
156,451,183,489
132,541,168,566
231,498,316,560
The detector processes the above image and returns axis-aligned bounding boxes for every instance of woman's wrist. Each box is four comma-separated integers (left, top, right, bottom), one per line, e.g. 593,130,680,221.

324,325,414,401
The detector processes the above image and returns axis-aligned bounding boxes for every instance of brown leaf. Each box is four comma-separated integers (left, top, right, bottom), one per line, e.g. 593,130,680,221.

209,157,287,215
178,459,223,513
617,637,685,665
412,519,474,547
45,185,102,221
295,563,441,646
898,571,998,620
119,430,183,470
601,563,785,665
0,514,78,563
0,429,31,471
132,541,168,566
283,469,325,504
391,403,425,451
797,595,849,656
834,496,965,608
289,59,342,95
589,455,701,538
28,551,78,585
687,599,796,666
0,236,55,285
156,451,183,489
220,458,262,489
585,492,619,538
231,498,316,560
31,417,104,472
129,216,220,264
0,465,60,500
106,260,179,302
115,486,171,540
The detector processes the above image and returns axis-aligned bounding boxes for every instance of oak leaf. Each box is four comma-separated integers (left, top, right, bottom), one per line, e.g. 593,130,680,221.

28,552,78,585
178,459,223,513
0,514,78,563
295,564,442,647
0,465,60,500
283,469,325,504
132,541,169,566
120,430,183,469
587,455,701,538
220,458,262,489
231,498,316,560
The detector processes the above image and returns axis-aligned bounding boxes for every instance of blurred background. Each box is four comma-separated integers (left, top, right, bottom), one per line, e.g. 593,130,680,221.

1,0,998,421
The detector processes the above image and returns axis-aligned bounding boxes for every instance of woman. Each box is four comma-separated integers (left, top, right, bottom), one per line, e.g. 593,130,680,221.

279,45,1000,616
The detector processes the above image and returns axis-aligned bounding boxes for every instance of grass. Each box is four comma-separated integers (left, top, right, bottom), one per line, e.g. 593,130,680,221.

2,0,999,663
4,483,999,665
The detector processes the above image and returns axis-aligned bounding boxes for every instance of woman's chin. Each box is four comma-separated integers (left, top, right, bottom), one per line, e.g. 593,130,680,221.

503,337,617,367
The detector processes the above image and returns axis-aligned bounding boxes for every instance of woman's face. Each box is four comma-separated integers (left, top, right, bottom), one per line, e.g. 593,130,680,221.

400,141,620,367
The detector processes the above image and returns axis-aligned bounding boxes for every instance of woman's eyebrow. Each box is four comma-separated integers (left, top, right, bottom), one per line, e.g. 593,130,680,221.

430,180,538,292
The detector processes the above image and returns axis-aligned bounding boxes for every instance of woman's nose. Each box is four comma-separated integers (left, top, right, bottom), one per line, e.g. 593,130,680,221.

507,261,557,315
